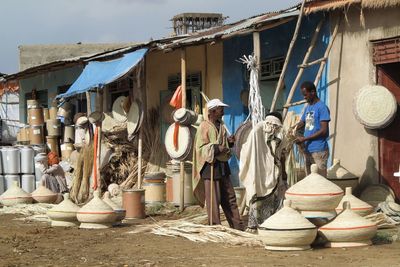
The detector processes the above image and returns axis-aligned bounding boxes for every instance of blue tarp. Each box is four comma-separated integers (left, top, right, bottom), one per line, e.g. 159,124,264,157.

57,48,148,99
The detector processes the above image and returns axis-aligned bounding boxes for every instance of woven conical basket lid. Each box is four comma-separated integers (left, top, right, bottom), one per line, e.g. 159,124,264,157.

32,185,57,197
353,85,397,129
327,159,357,179
260,200,316,230
320,202,376,230
49,193,80,213
127,101,141,136
79,190,114,213
336,187,372,212
103,192,120,210
286,164,343,194
112,96,128,122
1,181,31,199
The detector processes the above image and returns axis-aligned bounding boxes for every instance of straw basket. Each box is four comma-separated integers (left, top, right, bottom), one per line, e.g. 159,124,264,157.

0,181,33,206
319,202,377,247
285,164,343,218
327,159,359,191
258,200,317,251
32,185,58,203
164,124,195,161
112,96,128,122
47,193,80,227
353,85,397,129
173,108,198,126
336,187,373,217
233,121,252,159
77,190,117,229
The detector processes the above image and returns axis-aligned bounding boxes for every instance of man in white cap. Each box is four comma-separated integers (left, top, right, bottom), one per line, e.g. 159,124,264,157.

192,99,244,230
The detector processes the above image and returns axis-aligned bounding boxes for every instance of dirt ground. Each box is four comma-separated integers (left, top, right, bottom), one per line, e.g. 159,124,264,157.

0,212,400,267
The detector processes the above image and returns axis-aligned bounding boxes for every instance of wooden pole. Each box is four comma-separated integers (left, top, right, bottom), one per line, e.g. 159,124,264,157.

314,17,341,87
210,164,214,225
253,31,261,79
96,89,103,189
270,0,307,112
180,48,187,212
282,18,325,120
85,91,91,114
138,128,143,189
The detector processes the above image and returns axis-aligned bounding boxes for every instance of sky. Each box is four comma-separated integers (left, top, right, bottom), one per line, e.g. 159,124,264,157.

0,0,299,75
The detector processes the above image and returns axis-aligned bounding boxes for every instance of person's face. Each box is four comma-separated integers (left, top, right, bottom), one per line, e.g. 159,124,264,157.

301,88,316,104
210,106,224,120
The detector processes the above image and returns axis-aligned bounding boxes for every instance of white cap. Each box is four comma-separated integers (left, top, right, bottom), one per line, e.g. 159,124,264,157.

207,99,229,110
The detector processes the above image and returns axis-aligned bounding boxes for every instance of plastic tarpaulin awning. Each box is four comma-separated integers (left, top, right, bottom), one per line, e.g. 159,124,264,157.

57,48,148,99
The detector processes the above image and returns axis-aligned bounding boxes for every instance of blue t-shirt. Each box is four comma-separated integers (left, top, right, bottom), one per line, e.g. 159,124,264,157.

300,100,330,153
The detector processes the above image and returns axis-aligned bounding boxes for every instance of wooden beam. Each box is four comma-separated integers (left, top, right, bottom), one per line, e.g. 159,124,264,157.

270,0,307,112
282,18,325,120
298,57,327,68
180,48,187,212
283,99,307,108
253,31,261,78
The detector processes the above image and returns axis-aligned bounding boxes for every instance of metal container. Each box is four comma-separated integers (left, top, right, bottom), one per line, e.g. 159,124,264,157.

0,175,4,194
21,174,35,193
1,147,8,174
28,107,44,126
27,99,39,109
122,189,146,219
61,143,75,160
46,136,60,156
49,107,58,120
20,146,35,174
34,153,48,182
46,119,62,136
29,125,45,144
167,161,196,206
43,108,50,121
5,174,20,190
143,182,166,204
63,125,75,143
6,147,20,174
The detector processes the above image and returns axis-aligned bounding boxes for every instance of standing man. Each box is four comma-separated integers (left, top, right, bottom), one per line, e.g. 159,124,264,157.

295,81,330,177
192,99,244,231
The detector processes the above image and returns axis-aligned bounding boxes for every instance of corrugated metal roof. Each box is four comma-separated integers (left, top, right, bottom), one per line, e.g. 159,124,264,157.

158,7,300,49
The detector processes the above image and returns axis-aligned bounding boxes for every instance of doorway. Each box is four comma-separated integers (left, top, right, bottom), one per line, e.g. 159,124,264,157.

377,62,400,200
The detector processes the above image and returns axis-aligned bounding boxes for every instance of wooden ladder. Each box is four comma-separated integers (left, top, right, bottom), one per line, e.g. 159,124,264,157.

270,7,341,121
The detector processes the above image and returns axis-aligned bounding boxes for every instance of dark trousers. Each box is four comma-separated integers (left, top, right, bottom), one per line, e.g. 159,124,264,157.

204,176,244,231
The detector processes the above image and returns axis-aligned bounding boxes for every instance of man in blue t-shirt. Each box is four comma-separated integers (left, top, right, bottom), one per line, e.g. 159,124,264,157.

295,81,330,177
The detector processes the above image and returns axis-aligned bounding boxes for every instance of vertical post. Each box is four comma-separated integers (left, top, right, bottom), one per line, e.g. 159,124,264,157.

138,129,143,189
96,89,103,189
253,31,261,79
85,91,91,114
180,48,187,212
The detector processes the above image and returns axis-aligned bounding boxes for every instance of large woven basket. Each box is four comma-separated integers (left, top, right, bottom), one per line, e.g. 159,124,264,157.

336,187,373,217
285,164,343,214
353,85,397,129
233,121,252,159
258,200,317,251
327,159,359,190
319,202,377,247
164,124,195,161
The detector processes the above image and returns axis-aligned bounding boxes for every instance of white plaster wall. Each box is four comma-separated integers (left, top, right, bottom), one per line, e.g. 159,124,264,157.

328,7,400,187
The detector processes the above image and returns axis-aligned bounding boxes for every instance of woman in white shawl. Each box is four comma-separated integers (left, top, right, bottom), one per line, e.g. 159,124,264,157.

239,113,287,232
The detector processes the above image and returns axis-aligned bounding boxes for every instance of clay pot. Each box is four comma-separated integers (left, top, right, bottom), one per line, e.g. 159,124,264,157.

77,190,117,229
0,181,33,206
32,185,58,203
103,192,126,225
258,200,317,251
285,164,343,219
47,193,80,227
327,159,359,191
336,187,373,217
319,201,377,247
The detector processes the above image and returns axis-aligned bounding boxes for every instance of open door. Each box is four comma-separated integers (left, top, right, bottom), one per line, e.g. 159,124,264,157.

377,62,400,200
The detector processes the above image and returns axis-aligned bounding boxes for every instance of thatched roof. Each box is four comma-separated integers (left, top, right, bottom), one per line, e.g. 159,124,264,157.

305,0,400,14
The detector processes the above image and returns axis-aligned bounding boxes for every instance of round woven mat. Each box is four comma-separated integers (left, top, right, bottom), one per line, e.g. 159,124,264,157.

353,85,397,129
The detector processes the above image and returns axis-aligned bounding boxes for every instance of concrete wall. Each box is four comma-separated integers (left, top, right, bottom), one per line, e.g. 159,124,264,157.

145,43,223,109
328,7,400,187
19,65,83,123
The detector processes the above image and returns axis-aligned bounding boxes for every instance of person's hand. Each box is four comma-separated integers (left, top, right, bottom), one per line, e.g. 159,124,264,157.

227,135,235,143
296,136,306,143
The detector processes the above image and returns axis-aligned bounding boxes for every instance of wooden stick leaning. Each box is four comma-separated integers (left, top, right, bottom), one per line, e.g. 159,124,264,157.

180,48,187,212
210,162,214,226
